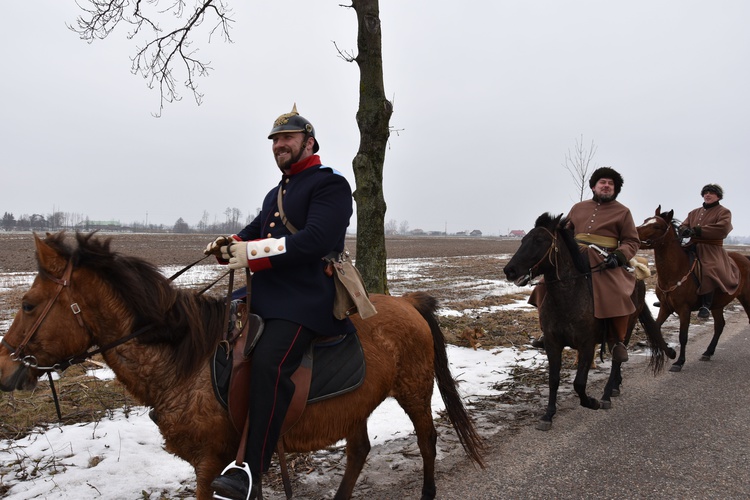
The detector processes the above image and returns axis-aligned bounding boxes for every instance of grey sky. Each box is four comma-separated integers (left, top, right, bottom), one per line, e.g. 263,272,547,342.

2,1,749,236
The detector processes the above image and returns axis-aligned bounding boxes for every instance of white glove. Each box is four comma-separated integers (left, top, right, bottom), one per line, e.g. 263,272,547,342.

227,241,250,269
204,235,233,256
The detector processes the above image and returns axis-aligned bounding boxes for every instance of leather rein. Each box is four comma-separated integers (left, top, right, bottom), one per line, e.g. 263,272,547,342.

2,254,221,373
522,227,598,285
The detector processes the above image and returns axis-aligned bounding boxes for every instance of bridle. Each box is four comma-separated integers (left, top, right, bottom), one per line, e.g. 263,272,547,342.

1,253,225,420
2,254,222,374
1,259,158,374
521,227,562,284
639,216,674,247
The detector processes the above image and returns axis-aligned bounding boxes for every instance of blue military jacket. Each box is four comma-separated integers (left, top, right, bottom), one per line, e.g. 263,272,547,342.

237,156,356,336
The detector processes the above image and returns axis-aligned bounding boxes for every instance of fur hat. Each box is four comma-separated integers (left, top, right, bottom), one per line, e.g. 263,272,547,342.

701,183,723,200
589,167,624,195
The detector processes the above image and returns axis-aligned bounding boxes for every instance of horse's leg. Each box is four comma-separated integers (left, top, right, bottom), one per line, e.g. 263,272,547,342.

601,360,622,410
333,421,371,500
670,310,691,372
399,399,438,500
573,347,600,411
538,347,562,431
701,311,726,360
655,306,671,328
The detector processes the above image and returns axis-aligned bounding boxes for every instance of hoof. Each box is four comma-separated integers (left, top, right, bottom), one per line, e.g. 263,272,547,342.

669,364,683,372
536,420,552,431
700,355,711,361
667,348,677,360
600,400,612,410
611,388,620,397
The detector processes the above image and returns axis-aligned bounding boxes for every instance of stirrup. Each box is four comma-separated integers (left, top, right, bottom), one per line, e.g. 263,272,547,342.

213,462,253,500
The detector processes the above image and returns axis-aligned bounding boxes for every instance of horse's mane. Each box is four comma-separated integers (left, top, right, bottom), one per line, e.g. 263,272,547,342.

534,212,589,275
46,232,225,378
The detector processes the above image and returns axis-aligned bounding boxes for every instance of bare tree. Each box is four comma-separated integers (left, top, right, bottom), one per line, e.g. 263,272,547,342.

384,218,397,235
563,134,598,202
336,0,392,293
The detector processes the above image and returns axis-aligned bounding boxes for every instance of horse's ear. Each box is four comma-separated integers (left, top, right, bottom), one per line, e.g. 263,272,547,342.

655,205,661,216
667,209,674,221
34,233,67,276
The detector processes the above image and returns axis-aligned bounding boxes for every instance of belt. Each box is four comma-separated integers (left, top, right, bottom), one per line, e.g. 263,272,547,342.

574,233,618,252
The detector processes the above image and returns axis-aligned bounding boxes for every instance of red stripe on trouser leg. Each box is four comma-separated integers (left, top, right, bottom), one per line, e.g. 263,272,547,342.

243,320,315,478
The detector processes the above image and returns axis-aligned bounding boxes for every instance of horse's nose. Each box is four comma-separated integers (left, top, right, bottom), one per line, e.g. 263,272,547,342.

503,264,517,281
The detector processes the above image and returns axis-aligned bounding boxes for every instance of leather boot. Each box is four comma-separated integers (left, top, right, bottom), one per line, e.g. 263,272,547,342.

698,291,714,319
612,342,629,363
211,467,257,500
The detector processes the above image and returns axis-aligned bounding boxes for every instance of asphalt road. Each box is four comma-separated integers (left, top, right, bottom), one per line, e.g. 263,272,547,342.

384,311,750,499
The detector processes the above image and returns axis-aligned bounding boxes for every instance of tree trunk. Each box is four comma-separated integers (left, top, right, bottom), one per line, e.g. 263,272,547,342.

351,0,392,294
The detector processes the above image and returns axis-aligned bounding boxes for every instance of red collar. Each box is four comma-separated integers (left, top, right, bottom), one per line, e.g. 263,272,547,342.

286,155,321,176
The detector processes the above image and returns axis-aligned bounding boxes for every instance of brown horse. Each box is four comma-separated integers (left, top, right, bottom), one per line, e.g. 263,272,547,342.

504,213,675,430
637,206,750,372
0,232,484,500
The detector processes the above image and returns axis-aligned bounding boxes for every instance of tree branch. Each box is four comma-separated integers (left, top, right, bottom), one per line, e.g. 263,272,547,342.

70,0,234,115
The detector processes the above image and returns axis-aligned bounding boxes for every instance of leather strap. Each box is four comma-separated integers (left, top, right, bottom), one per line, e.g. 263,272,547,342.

276,186,298,234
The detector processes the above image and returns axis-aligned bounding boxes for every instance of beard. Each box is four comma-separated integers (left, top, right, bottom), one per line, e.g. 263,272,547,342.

275,144,305,171
593,192,616,202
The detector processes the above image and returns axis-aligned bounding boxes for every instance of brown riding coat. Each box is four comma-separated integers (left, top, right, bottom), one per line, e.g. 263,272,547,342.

682,203,740,295
568,199,640,318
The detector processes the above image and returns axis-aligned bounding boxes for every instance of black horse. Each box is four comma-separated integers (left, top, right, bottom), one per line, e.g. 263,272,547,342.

503,213,676,430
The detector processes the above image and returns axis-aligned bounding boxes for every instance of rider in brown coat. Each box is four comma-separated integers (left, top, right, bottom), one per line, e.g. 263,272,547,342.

679,184,740,318
530,167,640,363
567,167,640,362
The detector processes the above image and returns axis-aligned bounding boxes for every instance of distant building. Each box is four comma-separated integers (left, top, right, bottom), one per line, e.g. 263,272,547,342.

508,230,526,238
470,229,482,236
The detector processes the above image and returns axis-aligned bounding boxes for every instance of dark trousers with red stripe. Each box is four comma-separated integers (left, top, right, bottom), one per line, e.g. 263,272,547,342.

244,319,315,479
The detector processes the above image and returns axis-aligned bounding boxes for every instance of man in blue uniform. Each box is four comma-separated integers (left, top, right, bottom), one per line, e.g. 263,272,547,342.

206,105,355,500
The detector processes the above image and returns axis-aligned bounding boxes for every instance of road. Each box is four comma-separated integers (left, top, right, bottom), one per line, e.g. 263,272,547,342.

369,311,750,499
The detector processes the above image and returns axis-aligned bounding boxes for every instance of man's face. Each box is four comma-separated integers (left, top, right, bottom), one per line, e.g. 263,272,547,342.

272,132,310,170
702,191,719,204
593,178,616,201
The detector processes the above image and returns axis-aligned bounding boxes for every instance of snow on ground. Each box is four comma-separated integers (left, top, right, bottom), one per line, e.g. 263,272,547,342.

0,345,540,499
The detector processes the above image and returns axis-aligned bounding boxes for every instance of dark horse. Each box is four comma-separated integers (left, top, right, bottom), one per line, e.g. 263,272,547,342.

637,206,750,372
503,213,675,430
0,232,484,500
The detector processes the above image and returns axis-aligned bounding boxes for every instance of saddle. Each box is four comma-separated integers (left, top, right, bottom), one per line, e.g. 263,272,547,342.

210,300,366,434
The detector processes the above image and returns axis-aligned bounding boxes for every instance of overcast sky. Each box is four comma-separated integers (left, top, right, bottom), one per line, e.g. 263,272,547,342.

2,1,749,236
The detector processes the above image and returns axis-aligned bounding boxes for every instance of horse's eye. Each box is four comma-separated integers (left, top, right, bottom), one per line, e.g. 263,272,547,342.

22,301,35,313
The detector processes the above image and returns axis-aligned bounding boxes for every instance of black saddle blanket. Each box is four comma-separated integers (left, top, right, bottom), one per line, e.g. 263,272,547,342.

211,332,365,410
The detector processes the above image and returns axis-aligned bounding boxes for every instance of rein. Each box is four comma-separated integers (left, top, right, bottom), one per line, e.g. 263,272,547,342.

523,227,596,285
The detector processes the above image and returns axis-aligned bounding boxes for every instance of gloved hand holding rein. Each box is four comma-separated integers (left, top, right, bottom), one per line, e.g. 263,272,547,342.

604,250,627,269
204,235,237,256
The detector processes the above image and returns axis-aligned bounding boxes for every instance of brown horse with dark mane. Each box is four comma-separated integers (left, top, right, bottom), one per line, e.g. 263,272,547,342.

504,213,675,430
0,232,484,500
637,206,750,372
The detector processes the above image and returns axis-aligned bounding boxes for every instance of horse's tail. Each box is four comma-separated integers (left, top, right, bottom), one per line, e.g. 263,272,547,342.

405,291,485,468
638,303,676,374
